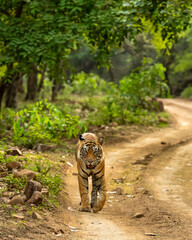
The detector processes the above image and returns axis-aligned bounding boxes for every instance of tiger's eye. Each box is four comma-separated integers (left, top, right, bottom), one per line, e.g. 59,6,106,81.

93,146,98,151
84,146,88,153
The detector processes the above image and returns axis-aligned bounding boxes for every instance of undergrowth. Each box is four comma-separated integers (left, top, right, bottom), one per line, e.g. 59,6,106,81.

181,86,192,99
0,58,170,148
56,58,170,126
0,58,170,209
0,151,62,207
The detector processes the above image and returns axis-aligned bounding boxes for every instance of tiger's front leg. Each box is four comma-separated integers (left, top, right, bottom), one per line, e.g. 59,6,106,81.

92,174,107,213
78,174,91,212
91,175,97,208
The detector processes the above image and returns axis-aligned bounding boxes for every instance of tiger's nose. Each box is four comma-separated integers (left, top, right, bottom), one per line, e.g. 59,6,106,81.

88,159,93,163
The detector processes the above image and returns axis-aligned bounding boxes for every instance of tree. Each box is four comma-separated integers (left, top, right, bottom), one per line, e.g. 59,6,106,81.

165,28,192,96
0,0,191,108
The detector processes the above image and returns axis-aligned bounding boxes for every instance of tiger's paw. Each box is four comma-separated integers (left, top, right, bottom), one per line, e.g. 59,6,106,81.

93,206,99,213
79,206,91,212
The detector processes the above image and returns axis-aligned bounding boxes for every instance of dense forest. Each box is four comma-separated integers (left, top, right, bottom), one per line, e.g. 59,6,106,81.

0,1,191,107
0,1,192,131
0,0,192,219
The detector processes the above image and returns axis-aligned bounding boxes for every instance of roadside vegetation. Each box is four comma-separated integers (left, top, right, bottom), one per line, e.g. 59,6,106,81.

0,57,170,213
0,58,170,146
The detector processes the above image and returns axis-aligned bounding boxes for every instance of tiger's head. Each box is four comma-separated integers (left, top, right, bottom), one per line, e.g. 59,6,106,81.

79,133,104,169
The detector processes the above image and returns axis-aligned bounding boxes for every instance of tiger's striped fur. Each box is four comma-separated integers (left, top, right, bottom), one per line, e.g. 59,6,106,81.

75,133,106,213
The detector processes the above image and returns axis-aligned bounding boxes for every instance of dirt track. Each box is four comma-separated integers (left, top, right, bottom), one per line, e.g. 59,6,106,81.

63,99,192,240
2,98,192,240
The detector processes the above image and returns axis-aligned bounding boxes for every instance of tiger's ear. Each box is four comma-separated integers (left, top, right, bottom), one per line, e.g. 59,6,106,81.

79,134,85,141
99,137,104,145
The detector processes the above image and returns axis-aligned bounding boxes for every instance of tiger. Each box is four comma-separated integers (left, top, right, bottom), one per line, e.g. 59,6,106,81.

75,132,107,213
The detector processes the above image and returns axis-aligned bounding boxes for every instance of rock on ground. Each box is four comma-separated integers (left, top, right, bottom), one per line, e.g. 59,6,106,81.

32,211,43,220
34,143,55,152
14,169,37,180
6,147,22,156
6,161,21,170
115,187,123,195
9,195,24,205
24,180,42,200
28,191,43,204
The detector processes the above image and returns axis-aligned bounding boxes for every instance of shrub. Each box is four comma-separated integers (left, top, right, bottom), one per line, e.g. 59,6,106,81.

181,86,192,99
119,58,169,109
0,108,15,135
85,58,170,125
28,159,62,201
4,174,27,191
71,72,111,96
37,173,61,197
12,100,86,147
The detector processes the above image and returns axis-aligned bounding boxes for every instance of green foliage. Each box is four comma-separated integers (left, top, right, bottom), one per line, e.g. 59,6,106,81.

0,147,62,204
0,65,7,77
4,174,27,191
142,20,173,53
74,60,170,126
0,0,191,110
0,58,170,138
166,26,192,96
171,29,192,72
71,72,111,96
33,160,52,175
119,58,169,106
181,86,192,99
12,100,86,147
123,0,192,42
27,158,62,200
97,59,170,124
0,0,191,75
0,151,5,164
0,108,15,134
26,158,62,203
37,173,61,198
0,155,16,164
172,29,192,74
174,52,192,72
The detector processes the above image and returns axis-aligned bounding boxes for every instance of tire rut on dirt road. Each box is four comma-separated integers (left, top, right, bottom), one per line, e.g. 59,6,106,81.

149,140,192,217
147,99,192,217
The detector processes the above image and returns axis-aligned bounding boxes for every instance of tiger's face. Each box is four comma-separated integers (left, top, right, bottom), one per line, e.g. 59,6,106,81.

79,133,103,169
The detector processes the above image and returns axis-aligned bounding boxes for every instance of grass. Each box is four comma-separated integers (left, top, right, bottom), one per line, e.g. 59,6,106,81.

0,148,67,208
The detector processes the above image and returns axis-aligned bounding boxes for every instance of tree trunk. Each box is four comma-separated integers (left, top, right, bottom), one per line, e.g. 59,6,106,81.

18,74,25,94
51,79,60,102
0,64,13,110
5,73,21,108
38,64,47,92
25,64,38,100
1,1,26,109
108,67,115,82
0,83,7,110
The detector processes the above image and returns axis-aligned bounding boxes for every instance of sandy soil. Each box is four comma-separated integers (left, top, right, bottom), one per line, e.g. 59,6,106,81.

63,98,192,240
2,98,192,240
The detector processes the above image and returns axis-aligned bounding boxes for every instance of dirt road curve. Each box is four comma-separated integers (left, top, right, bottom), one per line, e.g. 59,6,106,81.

64,99,192,240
